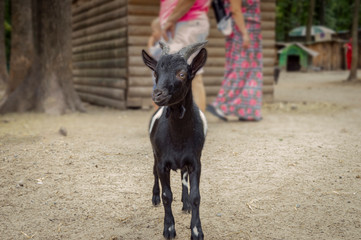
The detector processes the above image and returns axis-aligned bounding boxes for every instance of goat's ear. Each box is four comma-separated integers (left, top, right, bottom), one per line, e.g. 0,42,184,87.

142,50,157,71
190,48,207,78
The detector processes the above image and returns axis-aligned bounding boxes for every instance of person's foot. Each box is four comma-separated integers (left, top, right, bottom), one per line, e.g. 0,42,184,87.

239,117,263,122
206,105,228,121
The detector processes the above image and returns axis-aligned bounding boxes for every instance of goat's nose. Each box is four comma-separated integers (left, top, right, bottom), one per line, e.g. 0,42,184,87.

153,89,163,97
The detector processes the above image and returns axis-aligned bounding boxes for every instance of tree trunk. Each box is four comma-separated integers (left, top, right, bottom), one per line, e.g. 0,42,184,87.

347,0,360,81
0,0,84,114
306,0,315,43
7,0,35,94
0,0,8,88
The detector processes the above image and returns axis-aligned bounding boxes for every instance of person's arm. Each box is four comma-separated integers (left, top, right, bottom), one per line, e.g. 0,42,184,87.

162,0,196,41
230,0,250,48
148,35,155,50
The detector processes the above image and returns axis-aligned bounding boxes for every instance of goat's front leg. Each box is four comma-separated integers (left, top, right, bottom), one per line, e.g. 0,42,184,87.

152,155,161,206
158,165,176,239
181,169,191,213
189,165,203,240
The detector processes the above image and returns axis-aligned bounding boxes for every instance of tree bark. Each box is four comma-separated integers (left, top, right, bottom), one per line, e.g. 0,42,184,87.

7,0,35,94
306,0,315,43
347,0,360,81
0,0,84,114
0,0,8,88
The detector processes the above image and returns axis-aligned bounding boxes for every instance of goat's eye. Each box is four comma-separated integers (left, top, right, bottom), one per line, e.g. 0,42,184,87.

177,71,186,80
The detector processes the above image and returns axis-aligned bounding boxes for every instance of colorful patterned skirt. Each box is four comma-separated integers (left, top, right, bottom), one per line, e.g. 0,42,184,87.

212,20,263,121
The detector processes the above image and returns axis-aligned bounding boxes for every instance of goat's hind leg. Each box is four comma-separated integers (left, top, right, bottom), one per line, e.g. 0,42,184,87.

181,169,191,213
152,154,161,206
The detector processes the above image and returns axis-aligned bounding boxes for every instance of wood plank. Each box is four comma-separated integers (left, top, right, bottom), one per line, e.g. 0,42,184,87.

73,38,127,54
128,5,159,16
73,0,126,24
73,28,127,47
72,18,127,39
78,92,126,109
73,7,126,31
72,48,127,62
73,58,127,69
75,84,125,100
74,77,127,89
73,68,127,78
72,0,114,15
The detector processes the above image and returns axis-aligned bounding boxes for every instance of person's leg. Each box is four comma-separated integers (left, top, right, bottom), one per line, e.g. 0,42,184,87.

192,74,206,112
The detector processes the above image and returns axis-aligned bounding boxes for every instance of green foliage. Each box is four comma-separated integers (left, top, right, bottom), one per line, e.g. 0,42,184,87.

276,0,361,42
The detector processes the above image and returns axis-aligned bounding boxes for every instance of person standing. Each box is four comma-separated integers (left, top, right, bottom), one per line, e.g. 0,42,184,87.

207,0,263,121
159,0,210,112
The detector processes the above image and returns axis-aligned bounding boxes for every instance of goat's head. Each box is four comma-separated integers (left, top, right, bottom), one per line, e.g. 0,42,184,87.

142,41,207,106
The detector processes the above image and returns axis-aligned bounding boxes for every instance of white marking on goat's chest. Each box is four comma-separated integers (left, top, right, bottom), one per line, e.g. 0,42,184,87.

182,172,188,187
193,226,199,237
149,107,164,134
199,110,207,136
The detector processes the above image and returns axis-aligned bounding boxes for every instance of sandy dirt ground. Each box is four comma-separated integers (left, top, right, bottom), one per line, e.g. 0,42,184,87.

1,70,361,240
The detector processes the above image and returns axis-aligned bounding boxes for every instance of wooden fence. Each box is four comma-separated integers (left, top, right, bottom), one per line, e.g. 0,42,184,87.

72,0,276,109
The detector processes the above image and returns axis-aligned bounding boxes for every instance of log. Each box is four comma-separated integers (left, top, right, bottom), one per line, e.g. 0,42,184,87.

263,76,274,85
127,86,153,97
263,57,275,68
128,0,158,5
262,39,276,48
72,18,127,40
72,0,114,15
260,2,276,12
128,15,157,26
128,76,153,87
203,76,223,85
73,28,127,47
72,48,127,62
73,7,127,31
261,12,276,21
73,38,127,54
261,21,275,30
75,84,125,100
263,93,274,103
262,66,274,76
73,68,127,78
74,77,127,89
262,48,275,58
78,92,126,109
73,0,126,24
128,5,159,16
262,85,273,94
73,58,127,69
262,30,276,40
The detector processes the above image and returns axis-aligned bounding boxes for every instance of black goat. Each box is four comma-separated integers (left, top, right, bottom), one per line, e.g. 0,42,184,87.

142,41,208,240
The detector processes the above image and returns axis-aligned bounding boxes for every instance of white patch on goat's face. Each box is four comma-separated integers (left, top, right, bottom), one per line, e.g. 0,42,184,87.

163,192,166,197
182,172,188,187
199,110,207,136
149,107,164,134
193,226,199,237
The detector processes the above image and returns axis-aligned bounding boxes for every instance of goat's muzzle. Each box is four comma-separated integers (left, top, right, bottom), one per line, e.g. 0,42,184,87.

152,89,171,106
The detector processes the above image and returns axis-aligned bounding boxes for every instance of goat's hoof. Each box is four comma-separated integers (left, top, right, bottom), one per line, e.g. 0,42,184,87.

163,224,176,239
191,226,204,240
182,205,191,214
152,195,161,206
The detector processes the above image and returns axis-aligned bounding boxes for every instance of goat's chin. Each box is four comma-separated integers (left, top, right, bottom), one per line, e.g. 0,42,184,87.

153,96,171,106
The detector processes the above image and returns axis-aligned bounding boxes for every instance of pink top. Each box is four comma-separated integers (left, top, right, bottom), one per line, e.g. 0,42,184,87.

159,0,209,26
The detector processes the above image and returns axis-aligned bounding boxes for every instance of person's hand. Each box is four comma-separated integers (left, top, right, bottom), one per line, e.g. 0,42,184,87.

162,20,176,42
242,32,250,49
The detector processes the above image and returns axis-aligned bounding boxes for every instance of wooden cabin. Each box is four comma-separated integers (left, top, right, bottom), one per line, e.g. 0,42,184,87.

72,0,276,109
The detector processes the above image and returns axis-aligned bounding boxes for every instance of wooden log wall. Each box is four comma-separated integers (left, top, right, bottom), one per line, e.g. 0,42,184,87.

72,0,127,109
72,0,276,109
